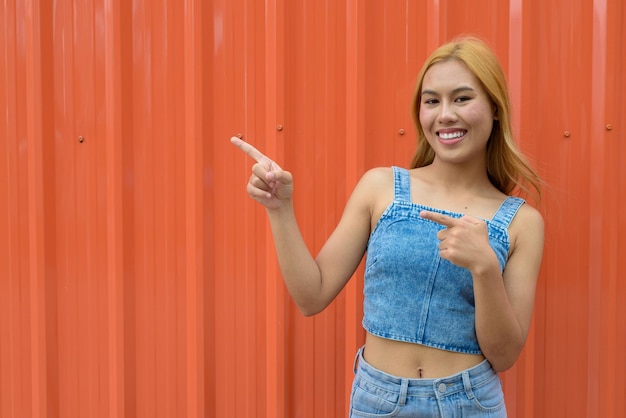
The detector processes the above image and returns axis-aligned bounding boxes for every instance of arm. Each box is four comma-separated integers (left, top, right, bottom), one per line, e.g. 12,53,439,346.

472,204,544,371
231,137,373,316
420,206,544,371
266,181,371,316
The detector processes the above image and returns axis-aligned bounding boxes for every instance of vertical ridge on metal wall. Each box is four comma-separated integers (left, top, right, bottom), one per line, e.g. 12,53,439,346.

263,1,286,417
23,1,46,416
184,0,204,416
343,0,367,411
103,0,125,416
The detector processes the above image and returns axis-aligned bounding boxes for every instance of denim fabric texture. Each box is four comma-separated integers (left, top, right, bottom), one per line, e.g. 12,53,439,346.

362,166,524,354
349,347,507,417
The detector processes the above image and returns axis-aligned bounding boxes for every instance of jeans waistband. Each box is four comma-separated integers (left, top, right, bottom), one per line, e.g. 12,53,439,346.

353,345,497,401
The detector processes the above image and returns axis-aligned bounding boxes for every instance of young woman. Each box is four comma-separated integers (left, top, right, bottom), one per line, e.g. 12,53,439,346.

231,36,544,417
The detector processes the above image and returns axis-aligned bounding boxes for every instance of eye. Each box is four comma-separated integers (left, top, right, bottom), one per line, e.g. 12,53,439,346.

423,98,439,105
455,96,471,103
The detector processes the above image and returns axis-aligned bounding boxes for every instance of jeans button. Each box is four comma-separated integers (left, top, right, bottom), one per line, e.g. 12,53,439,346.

438,383,447,393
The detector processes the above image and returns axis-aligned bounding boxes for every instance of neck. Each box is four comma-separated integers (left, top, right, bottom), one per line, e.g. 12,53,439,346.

425,157,493,194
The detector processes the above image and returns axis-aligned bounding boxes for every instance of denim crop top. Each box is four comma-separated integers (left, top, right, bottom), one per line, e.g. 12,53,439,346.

362,166,525,355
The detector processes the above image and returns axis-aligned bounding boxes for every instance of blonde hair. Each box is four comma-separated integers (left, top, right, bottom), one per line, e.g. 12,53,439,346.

410,36,541,199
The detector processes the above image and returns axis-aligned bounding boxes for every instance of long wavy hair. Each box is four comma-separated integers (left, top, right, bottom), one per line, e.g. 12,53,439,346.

410,36,541,199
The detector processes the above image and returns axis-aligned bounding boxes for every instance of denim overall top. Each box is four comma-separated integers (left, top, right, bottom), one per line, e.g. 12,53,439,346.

362,166,525,354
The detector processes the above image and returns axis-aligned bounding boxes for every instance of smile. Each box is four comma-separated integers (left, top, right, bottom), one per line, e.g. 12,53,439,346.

437,130,467,140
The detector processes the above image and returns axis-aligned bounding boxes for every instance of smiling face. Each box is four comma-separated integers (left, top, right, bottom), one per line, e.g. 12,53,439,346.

418,58,497,166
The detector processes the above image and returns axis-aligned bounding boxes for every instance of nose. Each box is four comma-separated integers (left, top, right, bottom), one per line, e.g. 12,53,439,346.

437,101,457,123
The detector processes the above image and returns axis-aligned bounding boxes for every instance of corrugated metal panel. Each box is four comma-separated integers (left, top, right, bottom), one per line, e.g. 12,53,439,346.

1,0,624,417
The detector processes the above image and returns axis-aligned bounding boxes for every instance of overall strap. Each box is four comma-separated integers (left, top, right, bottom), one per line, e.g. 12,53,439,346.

392,166,412,202
491,196,525,229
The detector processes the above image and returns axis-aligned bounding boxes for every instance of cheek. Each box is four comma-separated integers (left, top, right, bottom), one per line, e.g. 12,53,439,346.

464,104,495,130
418,107,435,128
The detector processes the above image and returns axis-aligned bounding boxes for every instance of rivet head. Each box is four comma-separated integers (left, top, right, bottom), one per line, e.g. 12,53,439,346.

564,131,570,138
78,136,85,143
606,124,613,131
398,129,405,135
277,125,283,131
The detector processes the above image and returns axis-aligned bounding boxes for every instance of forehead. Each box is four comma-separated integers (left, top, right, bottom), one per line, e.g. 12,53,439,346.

421,59,483,93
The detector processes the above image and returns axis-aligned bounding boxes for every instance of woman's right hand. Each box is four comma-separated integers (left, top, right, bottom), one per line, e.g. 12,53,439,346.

230,137,293,210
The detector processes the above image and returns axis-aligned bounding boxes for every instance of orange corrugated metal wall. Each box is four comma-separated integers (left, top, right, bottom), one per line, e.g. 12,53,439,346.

1,0,624,417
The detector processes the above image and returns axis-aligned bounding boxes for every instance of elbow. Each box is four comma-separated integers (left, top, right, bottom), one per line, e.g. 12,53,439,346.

483,342,525,373
489,356,517,373
296,301,327,317
292,289,333,317
289,280,334,317
298,306,319,317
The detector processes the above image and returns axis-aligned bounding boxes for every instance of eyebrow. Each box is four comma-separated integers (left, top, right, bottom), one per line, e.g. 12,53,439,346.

421,86,476,96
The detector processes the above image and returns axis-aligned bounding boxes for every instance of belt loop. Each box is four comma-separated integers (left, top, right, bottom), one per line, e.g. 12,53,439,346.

398,379,409,406
462,371,475,400
353,346,364,374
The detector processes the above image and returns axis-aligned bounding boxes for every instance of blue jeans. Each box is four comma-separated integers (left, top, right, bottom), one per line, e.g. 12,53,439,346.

349,347,507,417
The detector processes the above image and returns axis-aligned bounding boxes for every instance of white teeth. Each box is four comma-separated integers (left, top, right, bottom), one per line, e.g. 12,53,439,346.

439,131,465,139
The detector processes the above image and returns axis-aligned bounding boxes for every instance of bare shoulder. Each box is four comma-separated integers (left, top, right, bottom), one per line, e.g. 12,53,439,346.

351,167,394,199
351,167,395,227
512,202,544,231
359,166,394,185
509,202,544,253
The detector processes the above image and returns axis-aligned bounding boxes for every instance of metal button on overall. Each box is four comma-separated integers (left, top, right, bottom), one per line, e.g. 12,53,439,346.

438,383,447,393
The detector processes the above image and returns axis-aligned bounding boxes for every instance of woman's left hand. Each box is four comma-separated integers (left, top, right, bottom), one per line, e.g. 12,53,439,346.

419,210,497,273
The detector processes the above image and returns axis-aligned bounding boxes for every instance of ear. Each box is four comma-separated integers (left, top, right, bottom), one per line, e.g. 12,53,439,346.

493,105,499,120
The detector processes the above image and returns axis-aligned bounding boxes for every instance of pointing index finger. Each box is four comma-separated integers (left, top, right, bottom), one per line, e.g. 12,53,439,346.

230,136,266,163
420,210,458,228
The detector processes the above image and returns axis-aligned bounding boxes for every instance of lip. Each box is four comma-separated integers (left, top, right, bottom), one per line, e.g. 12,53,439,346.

436,129,467,146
